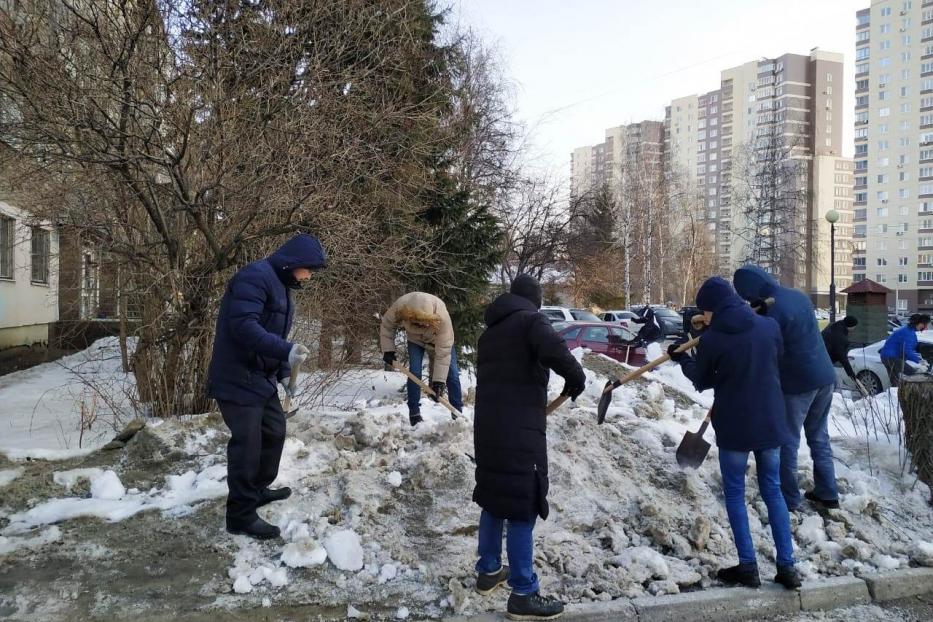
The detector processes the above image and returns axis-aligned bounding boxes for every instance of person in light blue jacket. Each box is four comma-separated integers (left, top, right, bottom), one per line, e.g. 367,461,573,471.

880,314,930,386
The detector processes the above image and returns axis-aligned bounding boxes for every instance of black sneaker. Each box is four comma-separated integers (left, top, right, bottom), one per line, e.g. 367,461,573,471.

475,565,510,595
409,413,423,427
258,487,292,507
506,592,564,621
226,518,281,540
717,563,761,588
774,565,802,590
805,490,840,510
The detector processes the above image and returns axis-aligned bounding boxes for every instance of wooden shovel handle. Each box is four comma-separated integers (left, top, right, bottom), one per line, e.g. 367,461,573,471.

546,394,569,415
283,362,301,413
602,336,701,394
392,362,463,419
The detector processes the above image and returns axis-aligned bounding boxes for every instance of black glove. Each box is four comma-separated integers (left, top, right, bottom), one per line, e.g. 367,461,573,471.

667,341,689,363
561,381,585,401
750,298,769,315
383,351,397,371
429,381,446,402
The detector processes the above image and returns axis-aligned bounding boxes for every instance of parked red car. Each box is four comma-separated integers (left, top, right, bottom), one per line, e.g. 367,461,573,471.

556,322,647,366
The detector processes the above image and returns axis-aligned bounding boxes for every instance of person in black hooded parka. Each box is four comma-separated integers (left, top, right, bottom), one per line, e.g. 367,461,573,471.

472,274,586,621
207,233,327,540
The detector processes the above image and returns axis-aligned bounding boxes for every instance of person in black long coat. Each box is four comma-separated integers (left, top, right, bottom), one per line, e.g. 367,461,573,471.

472,274,586,621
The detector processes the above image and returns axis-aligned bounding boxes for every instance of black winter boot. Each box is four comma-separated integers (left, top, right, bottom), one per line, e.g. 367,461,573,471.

805,490,840,510
258,487,292,507
506,592,565,621
716,562,761,588
226,518,281,540
774,565,802,590
475,565,509,595
409,412,423,427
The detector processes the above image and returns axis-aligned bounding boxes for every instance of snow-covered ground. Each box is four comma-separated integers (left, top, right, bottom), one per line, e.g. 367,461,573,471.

1,340,932,621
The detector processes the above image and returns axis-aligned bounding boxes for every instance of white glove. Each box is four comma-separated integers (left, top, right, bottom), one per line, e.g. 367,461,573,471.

288,343,310,368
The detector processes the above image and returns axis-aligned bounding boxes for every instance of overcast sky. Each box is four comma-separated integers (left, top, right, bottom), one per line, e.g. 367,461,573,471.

453,0,867,176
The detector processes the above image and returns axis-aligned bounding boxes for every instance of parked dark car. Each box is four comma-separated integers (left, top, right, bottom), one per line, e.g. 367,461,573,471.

557,322,646,366
651,307,685,339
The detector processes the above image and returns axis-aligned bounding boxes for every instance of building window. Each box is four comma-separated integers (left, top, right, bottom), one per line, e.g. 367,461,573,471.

878,257,888,266
900,257,909,267
0,215,13,280
30,227,50,284
898,273,909,284
878,206,889,216
880,107,891,117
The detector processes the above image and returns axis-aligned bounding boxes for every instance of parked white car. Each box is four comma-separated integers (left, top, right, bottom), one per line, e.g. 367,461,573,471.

836,331,933,395
540,306,602,324
601,310,639,332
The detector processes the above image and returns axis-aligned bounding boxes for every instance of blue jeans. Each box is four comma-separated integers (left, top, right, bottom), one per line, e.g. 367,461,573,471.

407,341,463,416
475,509,539,594
782,383,838,509
719,448,796,568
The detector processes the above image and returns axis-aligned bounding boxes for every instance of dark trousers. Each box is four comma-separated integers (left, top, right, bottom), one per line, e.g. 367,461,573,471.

218,395,286,528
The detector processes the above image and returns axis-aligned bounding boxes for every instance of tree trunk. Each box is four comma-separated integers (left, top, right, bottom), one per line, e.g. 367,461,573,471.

117,265,129,374
898,375,933,505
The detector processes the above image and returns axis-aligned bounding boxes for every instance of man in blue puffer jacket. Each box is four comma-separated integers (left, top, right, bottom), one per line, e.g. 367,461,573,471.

880,313,931,386
733,265,839,511
668,277,800,590
207,233,327,539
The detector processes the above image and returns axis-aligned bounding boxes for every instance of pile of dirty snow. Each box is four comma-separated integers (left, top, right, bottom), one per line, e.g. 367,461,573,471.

2,343,933,621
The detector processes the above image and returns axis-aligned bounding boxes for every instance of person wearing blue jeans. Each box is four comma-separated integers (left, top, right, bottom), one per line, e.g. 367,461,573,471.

472,275,587,619
475,510,538,596
380,292,459,427
734,265,841,512
670,277,800,590
782,384,838,510
720,448,796,571
406,341,463,418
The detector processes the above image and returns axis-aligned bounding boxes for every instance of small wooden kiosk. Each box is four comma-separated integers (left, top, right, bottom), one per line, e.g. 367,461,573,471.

841,279,892,348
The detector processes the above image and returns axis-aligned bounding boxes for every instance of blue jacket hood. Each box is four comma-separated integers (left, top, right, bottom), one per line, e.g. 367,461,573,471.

733,265,779,301
710,294,756,335
267,234,327,287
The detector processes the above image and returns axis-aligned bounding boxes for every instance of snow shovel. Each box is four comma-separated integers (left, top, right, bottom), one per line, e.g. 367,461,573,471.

283,362,301,419
391,362,462,419
676,409,713,469
596,336,701,424
596,297,773,424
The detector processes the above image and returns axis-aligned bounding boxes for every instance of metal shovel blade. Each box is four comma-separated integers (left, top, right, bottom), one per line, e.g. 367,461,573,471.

675,416,712,469
597,381,614,424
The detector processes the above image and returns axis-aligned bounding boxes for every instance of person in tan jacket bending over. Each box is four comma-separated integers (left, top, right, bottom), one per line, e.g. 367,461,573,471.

380,292,462,427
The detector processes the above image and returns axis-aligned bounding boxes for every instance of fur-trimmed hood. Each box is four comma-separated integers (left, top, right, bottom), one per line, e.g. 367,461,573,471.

379,292,455,384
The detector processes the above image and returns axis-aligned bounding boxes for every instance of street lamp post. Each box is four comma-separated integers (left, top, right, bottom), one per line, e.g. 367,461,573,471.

825,209,840,324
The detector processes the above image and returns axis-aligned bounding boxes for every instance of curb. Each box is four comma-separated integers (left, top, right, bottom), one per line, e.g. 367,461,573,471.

442,567,933,622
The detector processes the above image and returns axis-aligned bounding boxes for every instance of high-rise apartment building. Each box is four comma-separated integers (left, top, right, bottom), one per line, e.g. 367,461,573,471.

570,121,665,199
854,0,933,314
664,50,852,303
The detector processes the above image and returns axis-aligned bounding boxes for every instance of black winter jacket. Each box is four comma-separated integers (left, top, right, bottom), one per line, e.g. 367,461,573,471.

472,293,586,521
821,321,855,379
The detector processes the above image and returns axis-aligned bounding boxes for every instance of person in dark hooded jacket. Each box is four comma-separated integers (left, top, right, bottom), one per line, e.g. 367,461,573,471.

733,265,839,511
472,274,586,621
668,277,800,590
207,233,327,540
821,316,859,384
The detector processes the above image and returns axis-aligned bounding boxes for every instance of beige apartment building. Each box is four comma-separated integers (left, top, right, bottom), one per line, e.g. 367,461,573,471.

570,120,665,199
854,0,933,314
663,50,852,305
